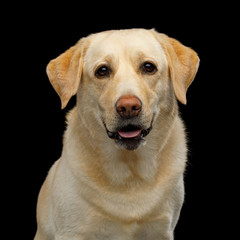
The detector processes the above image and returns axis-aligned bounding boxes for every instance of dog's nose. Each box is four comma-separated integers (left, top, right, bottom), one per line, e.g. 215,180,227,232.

116,95,142,118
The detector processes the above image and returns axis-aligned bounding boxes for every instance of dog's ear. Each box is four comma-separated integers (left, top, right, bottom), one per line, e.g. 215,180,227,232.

46,38,86,109
151,30,200,104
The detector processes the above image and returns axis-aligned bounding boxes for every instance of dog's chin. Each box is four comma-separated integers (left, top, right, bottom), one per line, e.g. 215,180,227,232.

104,123,152,151
115,136,145,151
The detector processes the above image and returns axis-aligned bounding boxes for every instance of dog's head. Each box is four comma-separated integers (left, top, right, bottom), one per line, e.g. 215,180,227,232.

47,29,199,150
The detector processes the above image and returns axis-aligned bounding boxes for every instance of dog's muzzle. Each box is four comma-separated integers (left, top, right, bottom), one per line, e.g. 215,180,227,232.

103,95,153,150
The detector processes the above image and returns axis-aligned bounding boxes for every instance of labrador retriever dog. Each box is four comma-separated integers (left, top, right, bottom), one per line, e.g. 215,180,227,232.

34,29,199,240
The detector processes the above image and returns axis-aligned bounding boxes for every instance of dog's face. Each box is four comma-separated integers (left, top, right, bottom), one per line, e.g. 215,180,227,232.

47,29,199,150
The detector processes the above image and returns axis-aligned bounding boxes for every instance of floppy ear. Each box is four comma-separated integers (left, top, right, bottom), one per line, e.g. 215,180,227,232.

151,30,200,104
46,39,86,109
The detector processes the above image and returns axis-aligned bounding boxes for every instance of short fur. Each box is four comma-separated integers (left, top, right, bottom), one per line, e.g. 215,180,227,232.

35,29,199,240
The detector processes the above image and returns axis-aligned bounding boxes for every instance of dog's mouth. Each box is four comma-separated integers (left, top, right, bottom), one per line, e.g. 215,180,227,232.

104,123,152,150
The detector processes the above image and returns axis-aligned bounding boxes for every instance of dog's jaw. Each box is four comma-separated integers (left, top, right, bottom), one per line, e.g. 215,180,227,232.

103,121,153,150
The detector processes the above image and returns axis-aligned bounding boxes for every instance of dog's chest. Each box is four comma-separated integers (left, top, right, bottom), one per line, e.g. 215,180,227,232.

76,216,171,240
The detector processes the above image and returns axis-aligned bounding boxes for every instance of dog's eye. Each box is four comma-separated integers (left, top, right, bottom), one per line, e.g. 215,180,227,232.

95,65,110,78
141,62,157,74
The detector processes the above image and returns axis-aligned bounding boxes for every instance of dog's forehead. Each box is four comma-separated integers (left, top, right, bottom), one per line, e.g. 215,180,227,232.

85,29,165,61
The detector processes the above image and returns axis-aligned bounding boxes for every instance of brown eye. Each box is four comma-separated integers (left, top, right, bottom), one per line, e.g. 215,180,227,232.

141,62,157,74
95,65,110,78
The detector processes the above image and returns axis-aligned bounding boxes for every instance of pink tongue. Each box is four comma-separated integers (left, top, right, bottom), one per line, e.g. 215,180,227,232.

118,129,141,138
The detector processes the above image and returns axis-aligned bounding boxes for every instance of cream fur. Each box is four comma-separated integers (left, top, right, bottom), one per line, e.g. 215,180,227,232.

34,29,199,240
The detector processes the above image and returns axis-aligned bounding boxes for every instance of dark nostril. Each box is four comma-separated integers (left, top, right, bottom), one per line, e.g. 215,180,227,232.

118,106,126,112
132,105,140,111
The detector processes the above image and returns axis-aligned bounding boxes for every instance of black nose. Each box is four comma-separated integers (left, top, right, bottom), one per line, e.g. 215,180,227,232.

116,95,142,118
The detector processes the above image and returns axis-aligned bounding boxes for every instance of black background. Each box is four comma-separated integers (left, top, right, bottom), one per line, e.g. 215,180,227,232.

5,3,237,240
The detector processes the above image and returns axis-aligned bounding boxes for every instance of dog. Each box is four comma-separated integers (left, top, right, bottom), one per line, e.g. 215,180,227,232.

34,28,199,240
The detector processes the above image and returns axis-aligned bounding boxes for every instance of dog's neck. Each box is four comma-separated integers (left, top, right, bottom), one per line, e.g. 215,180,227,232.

61,105,185,188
